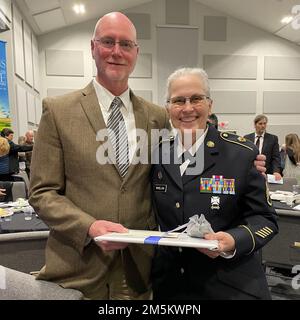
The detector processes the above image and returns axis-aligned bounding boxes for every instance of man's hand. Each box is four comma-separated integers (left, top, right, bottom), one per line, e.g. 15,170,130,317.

254,154,266,177
0,188,6,196
88,220,128,251
197,232,235,259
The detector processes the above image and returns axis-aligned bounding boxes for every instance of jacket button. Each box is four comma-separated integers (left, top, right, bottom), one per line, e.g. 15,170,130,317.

178,247,182,253
175,202,180,208
180,268,185,274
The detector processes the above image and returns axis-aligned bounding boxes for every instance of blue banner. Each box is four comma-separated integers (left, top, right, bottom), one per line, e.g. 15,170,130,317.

0,40,11,130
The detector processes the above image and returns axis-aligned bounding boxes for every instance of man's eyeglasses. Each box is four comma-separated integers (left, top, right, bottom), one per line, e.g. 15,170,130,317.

94,37,138,52
167,94,211,108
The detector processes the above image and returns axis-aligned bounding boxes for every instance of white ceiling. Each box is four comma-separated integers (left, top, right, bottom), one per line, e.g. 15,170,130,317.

14,0,300,45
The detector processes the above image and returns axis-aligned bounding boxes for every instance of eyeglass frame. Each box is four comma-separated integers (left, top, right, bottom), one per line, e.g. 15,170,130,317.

167,94,211,108
93,37,138,52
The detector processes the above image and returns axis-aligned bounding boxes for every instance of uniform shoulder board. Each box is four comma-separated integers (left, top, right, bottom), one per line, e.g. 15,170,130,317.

220,131,254,151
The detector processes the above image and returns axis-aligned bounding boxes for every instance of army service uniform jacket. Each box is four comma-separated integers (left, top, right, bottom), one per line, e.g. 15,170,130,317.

151,126,278,300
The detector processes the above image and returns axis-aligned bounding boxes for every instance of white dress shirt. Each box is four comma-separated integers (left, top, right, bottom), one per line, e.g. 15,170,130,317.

255,132,265,154
93,80,137,163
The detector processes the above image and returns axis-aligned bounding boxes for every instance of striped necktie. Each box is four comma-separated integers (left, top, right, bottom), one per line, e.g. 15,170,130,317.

107,97,129,177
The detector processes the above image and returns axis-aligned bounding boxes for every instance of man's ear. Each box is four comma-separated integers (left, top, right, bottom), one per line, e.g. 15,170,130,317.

166,105,171,116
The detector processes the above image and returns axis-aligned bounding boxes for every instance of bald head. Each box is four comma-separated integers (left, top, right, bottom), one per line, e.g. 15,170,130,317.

91,11,139,95
25,130,34,143
93,12,137,41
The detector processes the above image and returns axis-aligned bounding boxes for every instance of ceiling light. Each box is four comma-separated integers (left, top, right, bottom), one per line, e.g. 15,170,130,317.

73,4,86,15
281,16,293,24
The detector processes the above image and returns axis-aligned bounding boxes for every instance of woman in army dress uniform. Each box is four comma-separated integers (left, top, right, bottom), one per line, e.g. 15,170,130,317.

151,67,278,300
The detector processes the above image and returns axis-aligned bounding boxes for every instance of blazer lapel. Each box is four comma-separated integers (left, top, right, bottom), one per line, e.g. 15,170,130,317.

131,91,148,134
80,82,106,134
123,91,149,181
79,82,117,171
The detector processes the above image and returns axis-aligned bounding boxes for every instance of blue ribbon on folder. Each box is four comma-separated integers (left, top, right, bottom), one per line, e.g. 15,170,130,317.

144,236,161,245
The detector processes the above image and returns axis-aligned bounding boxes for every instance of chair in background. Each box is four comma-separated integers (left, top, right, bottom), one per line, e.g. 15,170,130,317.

11,181,27,200
0,181,27,202
12,172,30,196
0,265,83,300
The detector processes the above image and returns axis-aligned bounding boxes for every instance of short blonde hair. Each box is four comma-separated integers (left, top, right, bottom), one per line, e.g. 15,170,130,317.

0,137,10,157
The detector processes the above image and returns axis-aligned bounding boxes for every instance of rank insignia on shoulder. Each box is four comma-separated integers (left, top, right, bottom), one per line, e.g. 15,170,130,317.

207,141,215,148
220,132,253,151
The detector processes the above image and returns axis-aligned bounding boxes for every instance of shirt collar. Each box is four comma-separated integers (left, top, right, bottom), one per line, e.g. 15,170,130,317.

177,126,209,158
256,132,265,138
93,79,130,112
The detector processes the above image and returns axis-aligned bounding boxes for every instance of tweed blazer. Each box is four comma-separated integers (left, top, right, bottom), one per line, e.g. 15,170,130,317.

29,82,169,299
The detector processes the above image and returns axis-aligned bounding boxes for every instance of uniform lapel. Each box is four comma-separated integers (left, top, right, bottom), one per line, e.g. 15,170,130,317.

202,127,219,175
79,82,116,171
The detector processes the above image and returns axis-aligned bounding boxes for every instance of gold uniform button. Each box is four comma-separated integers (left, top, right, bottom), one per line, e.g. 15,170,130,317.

175,202,180,208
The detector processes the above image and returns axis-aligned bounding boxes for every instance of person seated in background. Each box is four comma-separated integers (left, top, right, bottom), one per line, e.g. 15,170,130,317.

244,115,282,181
281,133,300,180
208,113,218,129
1,128,33,181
